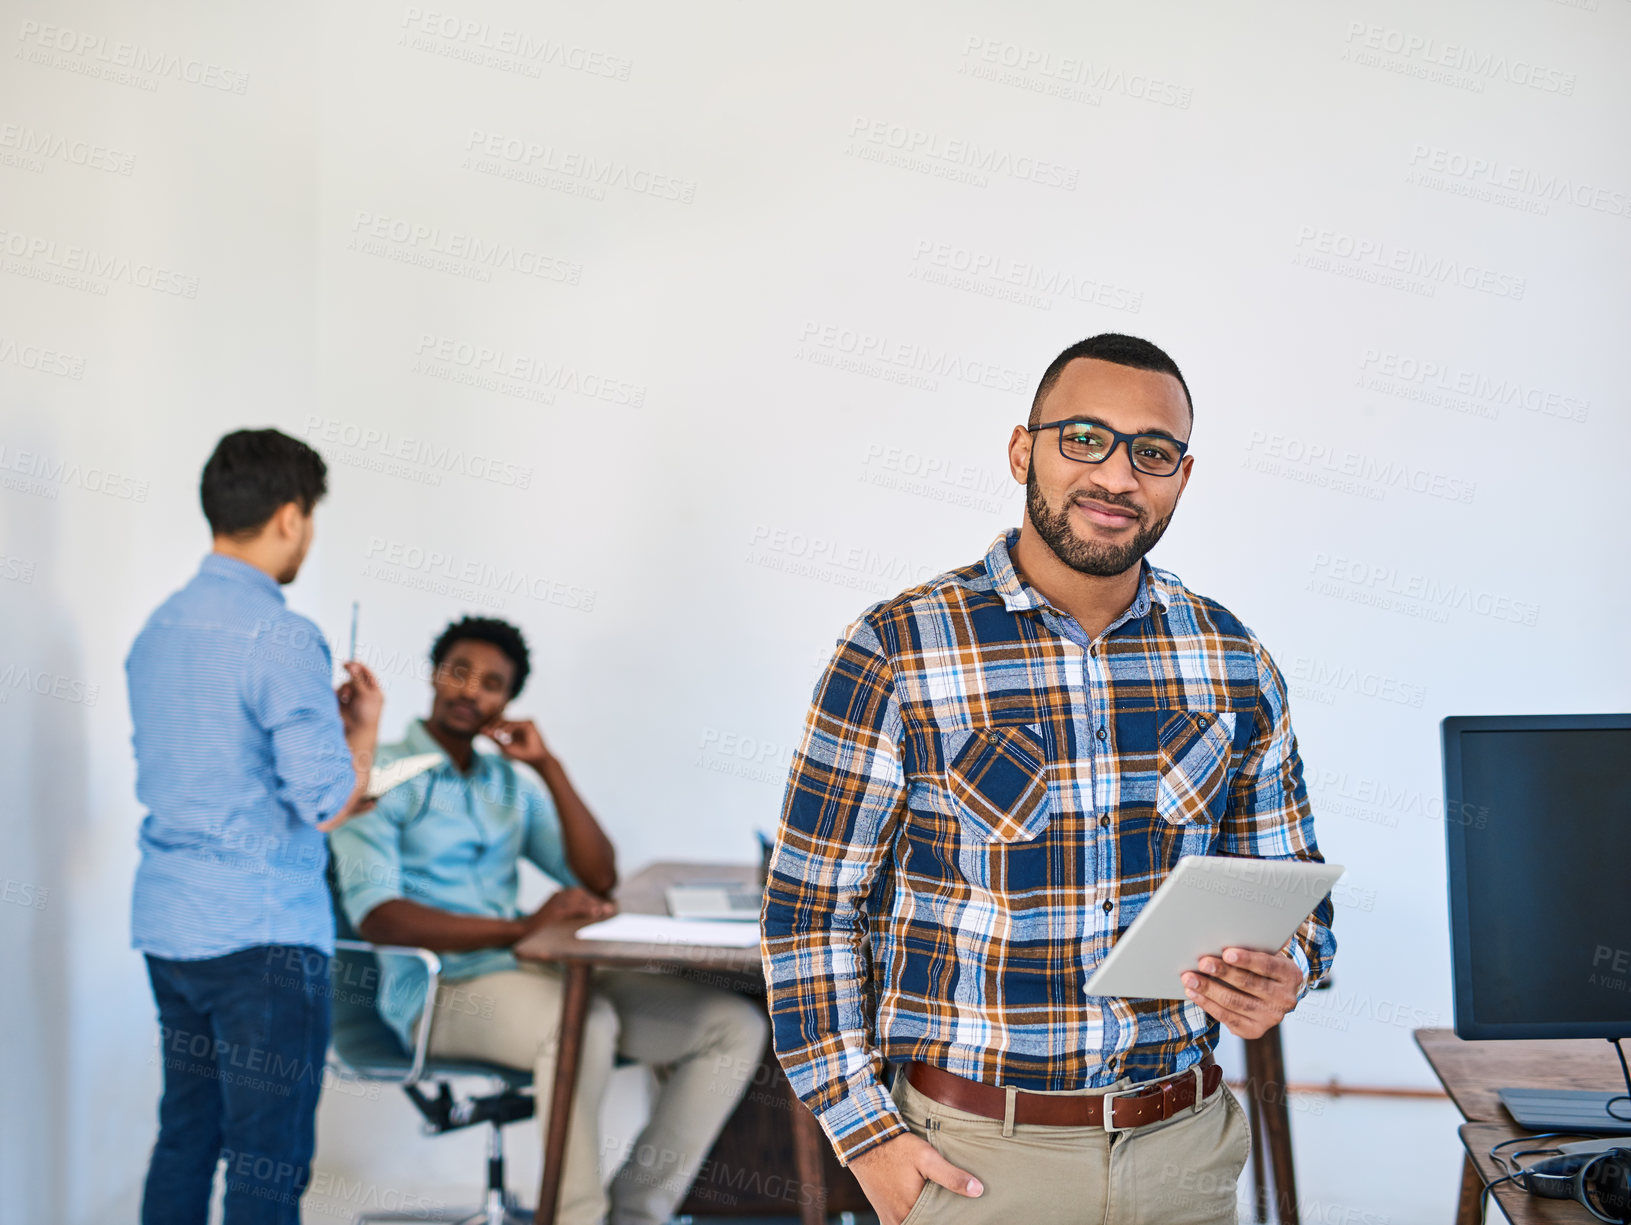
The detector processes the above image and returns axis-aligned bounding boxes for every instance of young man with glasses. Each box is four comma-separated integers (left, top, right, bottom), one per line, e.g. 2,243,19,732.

762,333,1336,1225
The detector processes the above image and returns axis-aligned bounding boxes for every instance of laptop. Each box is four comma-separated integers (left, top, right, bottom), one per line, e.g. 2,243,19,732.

665,883,763,922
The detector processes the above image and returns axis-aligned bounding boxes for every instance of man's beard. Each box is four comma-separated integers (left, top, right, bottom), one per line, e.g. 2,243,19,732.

1025,460,1174,578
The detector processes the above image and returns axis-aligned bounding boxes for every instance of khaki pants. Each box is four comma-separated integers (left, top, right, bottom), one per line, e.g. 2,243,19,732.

892,1067,1252,1225
420,963,768,1225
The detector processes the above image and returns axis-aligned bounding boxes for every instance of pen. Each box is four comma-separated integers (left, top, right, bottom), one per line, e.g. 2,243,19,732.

348,600,359,662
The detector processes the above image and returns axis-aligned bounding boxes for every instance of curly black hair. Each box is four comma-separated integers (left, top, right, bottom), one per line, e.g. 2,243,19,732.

430,616,531,697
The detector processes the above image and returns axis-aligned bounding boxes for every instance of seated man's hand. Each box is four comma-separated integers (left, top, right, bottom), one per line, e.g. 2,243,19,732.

519,887,615,936
1182,945,1303,1039
848,1131,983,1225
483,717,553,771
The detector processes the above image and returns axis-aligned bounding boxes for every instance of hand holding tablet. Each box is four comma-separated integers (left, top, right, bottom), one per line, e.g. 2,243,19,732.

1082,856,1343,1034
1180,944,1311,1040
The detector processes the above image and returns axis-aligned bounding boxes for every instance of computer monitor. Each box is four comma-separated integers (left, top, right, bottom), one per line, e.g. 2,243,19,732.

1442,713,1631,1135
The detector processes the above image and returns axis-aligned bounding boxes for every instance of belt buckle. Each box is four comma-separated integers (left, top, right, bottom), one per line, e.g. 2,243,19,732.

1100,1085,1131,1134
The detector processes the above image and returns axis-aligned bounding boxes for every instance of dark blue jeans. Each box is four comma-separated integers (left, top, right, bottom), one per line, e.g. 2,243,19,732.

142,945,332,1225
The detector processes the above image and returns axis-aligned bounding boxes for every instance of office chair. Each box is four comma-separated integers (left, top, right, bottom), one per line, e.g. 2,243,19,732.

326,876,536,1225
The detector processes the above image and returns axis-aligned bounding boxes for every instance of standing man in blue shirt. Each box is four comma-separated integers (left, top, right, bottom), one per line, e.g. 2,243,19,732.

127,428,383,1225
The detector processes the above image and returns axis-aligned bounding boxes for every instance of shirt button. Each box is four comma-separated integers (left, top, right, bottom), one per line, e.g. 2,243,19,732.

1096,726,1107,742
1099,815,1110,828
1090,644,1098,657
1196,715,1209,728
1102,900,1113,913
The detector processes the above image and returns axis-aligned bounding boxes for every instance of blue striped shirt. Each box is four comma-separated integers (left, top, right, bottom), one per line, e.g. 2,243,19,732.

127,554,356,959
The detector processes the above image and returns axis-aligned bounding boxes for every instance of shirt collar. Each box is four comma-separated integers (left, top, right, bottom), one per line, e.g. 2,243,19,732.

401,717,499,779
401,718,445,758
982,529,1171,620
200,552,285,601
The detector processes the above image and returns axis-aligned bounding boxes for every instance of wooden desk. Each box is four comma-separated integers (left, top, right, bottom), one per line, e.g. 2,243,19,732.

1414,1028,1627,1223
515,861,867,1225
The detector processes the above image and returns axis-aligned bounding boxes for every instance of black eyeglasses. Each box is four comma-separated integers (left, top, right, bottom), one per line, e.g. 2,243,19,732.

1027,418,1190,477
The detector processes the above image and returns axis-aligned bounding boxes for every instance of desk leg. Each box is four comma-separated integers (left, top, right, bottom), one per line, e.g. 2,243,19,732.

1254,1028,1299,1225
784,1072,829,1225
535,962,593,1225
1453,1154,1482,1225
1243,1036,1268,1223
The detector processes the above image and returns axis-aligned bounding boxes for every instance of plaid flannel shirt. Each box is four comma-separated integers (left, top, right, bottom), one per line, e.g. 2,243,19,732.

761,530,1336,1164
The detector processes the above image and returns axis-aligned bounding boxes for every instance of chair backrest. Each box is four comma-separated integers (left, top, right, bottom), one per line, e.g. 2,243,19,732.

326,859,413,1072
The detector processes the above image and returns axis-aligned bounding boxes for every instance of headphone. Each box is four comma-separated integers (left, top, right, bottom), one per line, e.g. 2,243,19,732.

1492,1138,1631,1223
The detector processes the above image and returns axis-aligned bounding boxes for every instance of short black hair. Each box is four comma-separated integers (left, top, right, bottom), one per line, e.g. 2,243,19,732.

200,428,329,537
1028,333,1193,427
430,616,531,698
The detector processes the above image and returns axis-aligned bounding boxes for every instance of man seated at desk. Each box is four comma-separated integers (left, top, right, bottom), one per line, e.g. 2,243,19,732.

330,615,767,1225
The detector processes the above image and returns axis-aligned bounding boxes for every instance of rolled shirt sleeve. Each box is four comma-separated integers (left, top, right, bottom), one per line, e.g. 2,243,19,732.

247,613,356,828
1217,640,1338,1003
328,777,420,931
520,770,580,889
761,618,912,1166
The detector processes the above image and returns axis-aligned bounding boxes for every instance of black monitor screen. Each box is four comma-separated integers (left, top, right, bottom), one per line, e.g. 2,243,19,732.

1448,721,1631,1038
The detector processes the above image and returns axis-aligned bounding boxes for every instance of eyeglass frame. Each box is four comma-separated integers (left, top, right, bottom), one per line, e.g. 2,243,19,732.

1025,417,1191,477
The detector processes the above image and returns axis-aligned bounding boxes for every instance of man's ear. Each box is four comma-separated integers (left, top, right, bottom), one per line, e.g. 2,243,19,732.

1173,453,1195,502
1007,425,1033,484
270,501,304,541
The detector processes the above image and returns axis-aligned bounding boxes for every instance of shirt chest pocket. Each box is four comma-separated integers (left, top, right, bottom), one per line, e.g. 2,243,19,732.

1155,708,1239,827
944,721,1052,843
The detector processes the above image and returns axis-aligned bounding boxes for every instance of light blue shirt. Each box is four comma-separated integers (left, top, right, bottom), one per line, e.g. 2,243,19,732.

127,554,356,960
328,719,578,1048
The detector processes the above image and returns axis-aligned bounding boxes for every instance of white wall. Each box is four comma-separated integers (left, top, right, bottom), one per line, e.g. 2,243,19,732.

2,1,1627,1221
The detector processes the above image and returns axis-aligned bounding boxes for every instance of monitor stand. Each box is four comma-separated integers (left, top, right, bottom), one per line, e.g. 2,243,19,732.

1500,1087,1631,1136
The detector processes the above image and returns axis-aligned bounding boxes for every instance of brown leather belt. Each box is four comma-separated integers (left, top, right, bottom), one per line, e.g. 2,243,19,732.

904,1053,1220,1131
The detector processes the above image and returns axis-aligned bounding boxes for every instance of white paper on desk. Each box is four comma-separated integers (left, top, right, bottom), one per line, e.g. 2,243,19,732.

576,914,762,948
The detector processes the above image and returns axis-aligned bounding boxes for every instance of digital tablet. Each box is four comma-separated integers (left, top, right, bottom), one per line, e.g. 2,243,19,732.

366,752,444,800
1082,856,1344,1000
